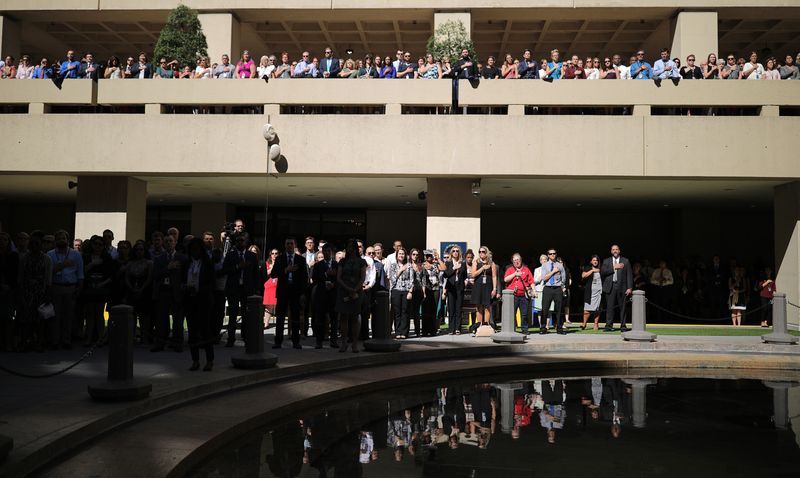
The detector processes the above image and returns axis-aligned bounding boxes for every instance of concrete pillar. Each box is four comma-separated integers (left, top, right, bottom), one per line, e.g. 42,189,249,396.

760,105,779,117
190,202,233,246
774,182,800,330
198,13,241,66
632,105,651,116
434,11,471,37
790,387,800,448
0,15,22,59
75,176,146,244
670,12,718,65
385,103,402,115
508,104,525,116
426,178,480,253
623,378,656,428
496,383,523,434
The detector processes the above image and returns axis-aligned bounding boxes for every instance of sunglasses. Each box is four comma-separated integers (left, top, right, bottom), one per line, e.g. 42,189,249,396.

548,252,557,256
479,250,487,253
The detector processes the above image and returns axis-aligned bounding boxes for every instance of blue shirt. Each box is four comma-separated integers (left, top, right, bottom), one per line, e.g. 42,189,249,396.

630,61,652,79
545,61,562,80
48,249,85,285
32,66,53,79
59,60,81,79
653,59,680,79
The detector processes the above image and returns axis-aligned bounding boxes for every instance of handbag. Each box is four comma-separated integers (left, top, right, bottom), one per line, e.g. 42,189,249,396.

38,302,56,321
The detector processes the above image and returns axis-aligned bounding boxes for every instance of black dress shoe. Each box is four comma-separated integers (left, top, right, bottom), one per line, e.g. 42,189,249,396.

557,329,567,335
189,361,200,371
203,361,213,371
539,329,547,335
620,326,629,332
292,343,302,349
272,344,282,349
603,327,614,332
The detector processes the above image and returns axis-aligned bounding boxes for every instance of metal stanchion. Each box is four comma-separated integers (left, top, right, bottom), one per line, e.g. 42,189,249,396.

232,296,278,369
496,382,523,434
762,380,799,429
623,378,656,428
622,290,656,342
88,305,152,401
492,289,525,343
0,434,11,463
364,291,400,352
762,293,798,344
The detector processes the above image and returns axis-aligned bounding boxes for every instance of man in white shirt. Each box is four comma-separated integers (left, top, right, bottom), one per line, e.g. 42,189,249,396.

358,240,377,340
613,54,631,80
653,48,680,80
384,240,402,267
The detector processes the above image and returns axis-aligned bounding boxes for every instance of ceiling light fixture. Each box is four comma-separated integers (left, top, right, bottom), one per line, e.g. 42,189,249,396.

471,179,481,197
346,47,354,55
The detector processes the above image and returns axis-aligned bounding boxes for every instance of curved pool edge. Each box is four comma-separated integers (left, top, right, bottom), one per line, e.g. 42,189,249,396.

3,341,800,478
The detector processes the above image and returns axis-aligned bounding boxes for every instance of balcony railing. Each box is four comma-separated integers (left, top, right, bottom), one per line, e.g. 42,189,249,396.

0,79,799,116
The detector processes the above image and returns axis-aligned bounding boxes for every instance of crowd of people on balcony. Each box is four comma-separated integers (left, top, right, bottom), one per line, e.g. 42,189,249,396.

1,46,799,81
0,224,777,368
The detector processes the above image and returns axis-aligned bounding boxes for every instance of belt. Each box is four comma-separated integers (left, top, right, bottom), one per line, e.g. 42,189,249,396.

545,285,562,288
53,282,77,287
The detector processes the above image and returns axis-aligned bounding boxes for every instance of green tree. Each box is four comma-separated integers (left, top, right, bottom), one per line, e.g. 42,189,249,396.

426,20,475,63
153,4,208,68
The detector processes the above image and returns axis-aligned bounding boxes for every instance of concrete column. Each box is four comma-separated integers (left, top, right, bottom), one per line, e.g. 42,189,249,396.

632,105,651,116
760,105,779,117
774,182,800,330
496,383,523,434
670,12,718,64
434,11,471,37
198,13,241,66
508,104,525,116
385,103,402,115
190,202,233,245
426,178,480,253
0,15,22,59
75,176,147,244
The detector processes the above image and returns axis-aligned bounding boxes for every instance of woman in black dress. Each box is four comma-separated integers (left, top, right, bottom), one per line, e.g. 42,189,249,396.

82,236,115,346
408,249,425,337
471,246,497,330
443,246,468,334
336,239,366,352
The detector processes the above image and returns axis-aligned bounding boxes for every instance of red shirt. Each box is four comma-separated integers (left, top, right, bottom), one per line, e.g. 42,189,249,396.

505,265,534,297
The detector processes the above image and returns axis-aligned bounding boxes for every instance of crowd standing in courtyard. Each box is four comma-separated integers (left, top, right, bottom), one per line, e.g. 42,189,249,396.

0,222,778,370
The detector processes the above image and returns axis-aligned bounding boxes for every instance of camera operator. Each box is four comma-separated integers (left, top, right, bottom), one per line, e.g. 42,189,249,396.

221,219,248,256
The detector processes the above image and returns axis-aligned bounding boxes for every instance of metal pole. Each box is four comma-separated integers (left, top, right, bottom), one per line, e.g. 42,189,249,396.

233,295,278,369
88,305,151,401
762,293,798,344
622,290,656,342
493,289,525,343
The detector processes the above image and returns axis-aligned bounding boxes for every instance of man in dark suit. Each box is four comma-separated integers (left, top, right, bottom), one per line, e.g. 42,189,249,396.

78,52,100,80
311,243,337,349
319,47,341,78
601,244,633,332
151,234,188,352
270,237,309,349
222,234,260,347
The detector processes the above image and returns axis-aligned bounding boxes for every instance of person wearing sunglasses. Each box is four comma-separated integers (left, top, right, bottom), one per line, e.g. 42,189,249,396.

471,247,497,333
443,246,467,335
630,50,652,79
539,249,566,335
721,54,740,80
680,54,703,79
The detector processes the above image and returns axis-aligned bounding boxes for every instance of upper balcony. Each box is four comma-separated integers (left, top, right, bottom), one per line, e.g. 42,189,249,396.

0,78,799,179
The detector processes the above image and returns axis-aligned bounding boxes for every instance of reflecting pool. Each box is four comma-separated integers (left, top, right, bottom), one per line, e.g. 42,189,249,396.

192,377,800,477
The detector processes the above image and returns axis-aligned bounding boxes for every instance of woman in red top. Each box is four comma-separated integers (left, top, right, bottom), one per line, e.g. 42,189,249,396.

758,267,776,328
262,248,279,328
503,253,534,335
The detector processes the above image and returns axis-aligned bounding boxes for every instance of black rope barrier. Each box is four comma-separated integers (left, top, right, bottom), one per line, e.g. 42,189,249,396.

645,300,773,323
0,331,107,379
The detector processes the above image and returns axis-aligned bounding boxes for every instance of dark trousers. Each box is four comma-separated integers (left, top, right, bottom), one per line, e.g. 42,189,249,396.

446,286,464,333
514,295,531,332
422,289,438,336
760,296,773,325
212,290,226,342
312,286,336,345
275,293,301,346
409,288,423,336
391,289,409,337
300,287,311,336
0,288,13,351
186,293,214,362
226,289,247,345
604,283,628,329
359,288,373,340
541,287,563,331
50,284,76,346
155,288,183,346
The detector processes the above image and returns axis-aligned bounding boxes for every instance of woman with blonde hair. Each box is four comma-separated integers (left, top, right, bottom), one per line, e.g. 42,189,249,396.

471,246,497,331
338,58,359,78
729,267,747,326
501,53,518,79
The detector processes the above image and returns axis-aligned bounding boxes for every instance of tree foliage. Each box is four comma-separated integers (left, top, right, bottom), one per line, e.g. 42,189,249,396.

426,20,475,63
153,4,208,68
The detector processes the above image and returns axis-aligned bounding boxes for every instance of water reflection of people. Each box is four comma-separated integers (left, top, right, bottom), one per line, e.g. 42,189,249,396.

265,420,304,477
539,380,566,443
600,378,632,438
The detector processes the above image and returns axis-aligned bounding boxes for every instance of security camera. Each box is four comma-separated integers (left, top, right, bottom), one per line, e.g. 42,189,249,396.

418,191,427,200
